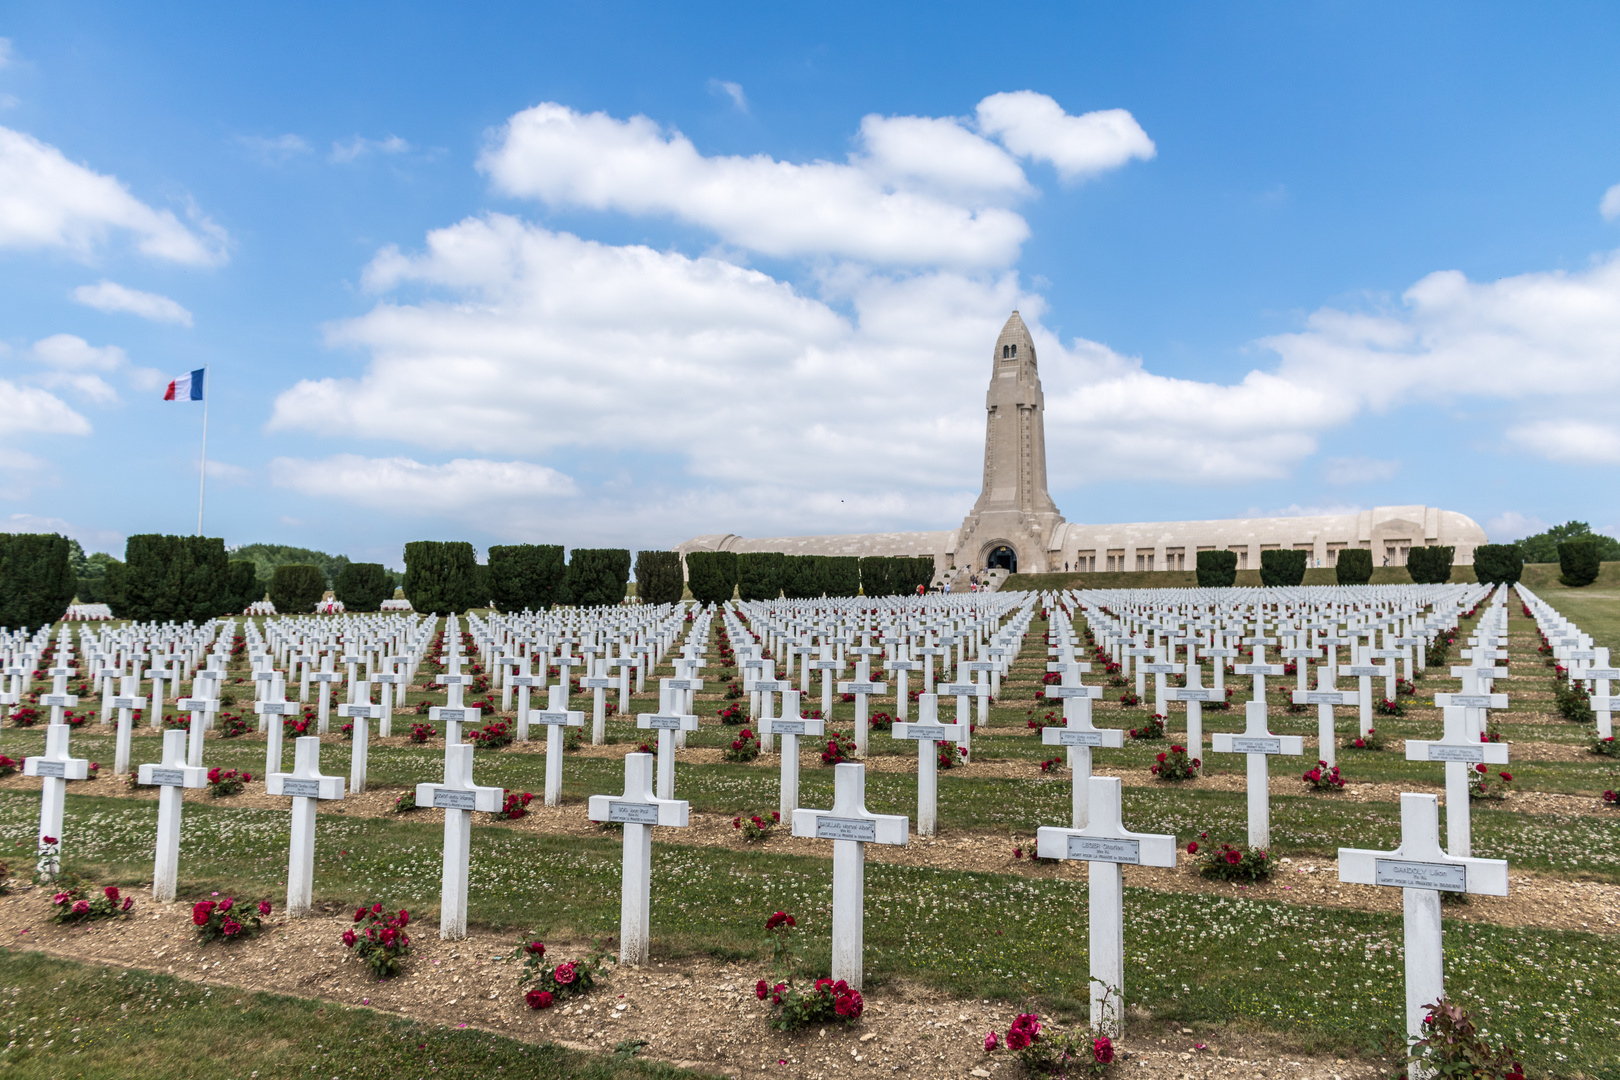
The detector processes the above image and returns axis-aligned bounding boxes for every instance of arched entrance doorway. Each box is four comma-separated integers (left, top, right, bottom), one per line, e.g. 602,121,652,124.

986,545,1018,573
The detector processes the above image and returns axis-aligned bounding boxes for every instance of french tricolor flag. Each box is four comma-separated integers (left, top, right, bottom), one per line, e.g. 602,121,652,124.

162,368,206,401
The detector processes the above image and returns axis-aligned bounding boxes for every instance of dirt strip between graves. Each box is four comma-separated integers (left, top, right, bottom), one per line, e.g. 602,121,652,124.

0,887,1396,1080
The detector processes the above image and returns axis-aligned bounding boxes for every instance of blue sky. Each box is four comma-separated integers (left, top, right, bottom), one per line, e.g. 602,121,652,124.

2,3,1619,565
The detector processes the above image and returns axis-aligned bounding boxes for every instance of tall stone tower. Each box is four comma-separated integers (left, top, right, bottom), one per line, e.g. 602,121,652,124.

953,311,1065,576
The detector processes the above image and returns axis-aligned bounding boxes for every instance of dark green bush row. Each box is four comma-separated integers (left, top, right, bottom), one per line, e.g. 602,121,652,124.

334,562,392,611
634,551,683,606
0,533,74,628
269,564,326,614
487,545,565,612
1472,544,1522,586
1259,549,1308,587
1406,545,1455,584
1335,548,1373,585
1196,549,1237,588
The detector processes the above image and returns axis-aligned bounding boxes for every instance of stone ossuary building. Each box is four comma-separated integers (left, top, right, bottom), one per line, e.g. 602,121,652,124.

677,311,1487,587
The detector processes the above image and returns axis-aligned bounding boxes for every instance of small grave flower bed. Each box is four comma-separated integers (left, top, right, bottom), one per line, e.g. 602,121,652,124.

716,703,746,725
1409,1000,1525,1080
984,1011,1115,1077
393,790,418,813
724,728,761,763
408,723,435,743
282,716,313,737
1038,756,1064,773
53,884,134,924
342,903,412,978
1592,735,1619,758
1150,744,1198,782
217,713,251,738
1375,696,1406,718
938,744,968,769
1469,765,1512,801
867,711,894,732
1302,760,1345,791
0,755,16,778
206,767,251,797
497,790,535,819
820,733,856,765
1127,714,1165,741
1344,728,1386,751
732,811,780,842
467,721,514,749
1027,709,1059,732
8,706,40,727
194,896,271,943
1117,691,1140,707
518,940,603,1009
1191,835,1271,882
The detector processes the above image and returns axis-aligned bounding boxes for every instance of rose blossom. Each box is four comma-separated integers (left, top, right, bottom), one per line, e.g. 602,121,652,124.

258,900,272,917
1225,850,1241,865
193,901,216,925
984,1031,999,1051
342,929,358,947
1093,1035,1114,1063
756,979,768,1000
553,962,577,985
1186,841,1199,855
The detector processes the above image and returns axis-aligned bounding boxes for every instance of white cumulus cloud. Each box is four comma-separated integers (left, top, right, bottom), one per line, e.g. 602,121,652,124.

270,454,576,511
1485,511,1546,543
0,126,228,265
1603,183,1620,222
0,379,91,436
1321,456,1402,485
72,280,193,325
975,91,1156,181
477,95,1145,266
709,80,748,113
331,135,410,163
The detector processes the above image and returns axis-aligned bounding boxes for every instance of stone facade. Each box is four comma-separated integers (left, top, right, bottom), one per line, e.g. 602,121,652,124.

676,312,1488,580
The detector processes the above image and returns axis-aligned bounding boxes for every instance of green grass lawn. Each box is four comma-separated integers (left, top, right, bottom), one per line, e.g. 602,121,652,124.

0,949,708,1079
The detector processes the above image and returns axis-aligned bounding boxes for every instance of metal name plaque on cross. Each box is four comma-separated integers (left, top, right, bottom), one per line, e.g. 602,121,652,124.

1046,686,1099,698
1305,692,1349,704
150,768,186,786
1429,745,1486,763
1442,695,1494,708
903,725,954,740
1231,737,1283,754
643,714,687,730
1375,859,1467,892
432,789,479,811
282,779,321,798
843,683,877,693
815,817,878,842
608,801,660,826
112,696,142,708
33,760,67,778
771,720,809,735
1054,730,1105,746
41,695,74,707
533,712,576,726
1173,689,1213,701
437,708,470,722
259,703,290,715
1067,836,1141,864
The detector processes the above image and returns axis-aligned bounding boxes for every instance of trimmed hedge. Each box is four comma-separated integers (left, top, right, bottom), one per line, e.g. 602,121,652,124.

117,535,232,623
1473,544,1523,586
224,560,262,612
1405,546,1454,584
487,544,565,612
780,555,824,599
634,551,684,606
565,548,632,607
334,562,391,611
824,556,860,598
1558,539,1601,587
0,533,75,628
1335,548,1373,585
1196,549,1237,588
403,541,479,615
894,556,935,595
685,551,738,604
737,552,785,601
858,556,895,596
268,564,325,614
1259,549,1308,587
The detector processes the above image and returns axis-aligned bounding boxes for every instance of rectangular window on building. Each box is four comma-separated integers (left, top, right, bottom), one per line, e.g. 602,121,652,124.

1166,547,1186,571
1229,547,1248,569
1106,549,1125,572
1326,542,1346,566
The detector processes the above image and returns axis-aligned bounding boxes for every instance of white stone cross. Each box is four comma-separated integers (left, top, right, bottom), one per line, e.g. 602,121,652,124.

110,674,144,776
532,683,584,806
1167,662,1217,772
636,683,699,800
1586,648,1619,740
836,668,887,757
1036,777,1175,1037
1343,657,1385,736
1043,673,1117,830
265,736,345,917
936,679,986,760
588,752,690,965
1292,668,1356,768
584,660,615,745
883,653,921,721
24,723,89,881
790,763,908,990
40,665,79,726
431,672,480,745
145,657,177,729
1233,639,1286,702
310,654,343,734
751,669,789,754
137,729,208,902
1405,706,1509,857
663,670,704,750
892,694,967,836
415,741,504,939
1338,793,1508,1052
175,693,217,768
761,689,825,819
1139,651,1183,719
254,676,293,778
368,664,401,738
336,697,385,794
1211,701,1304,849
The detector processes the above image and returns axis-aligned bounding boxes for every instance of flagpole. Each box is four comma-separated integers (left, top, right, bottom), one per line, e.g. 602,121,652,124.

196,364,209,537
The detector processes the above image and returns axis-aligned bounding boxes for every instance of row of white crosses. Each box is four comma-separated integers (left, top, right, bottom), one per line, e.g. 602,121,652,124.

1520,582,1618,740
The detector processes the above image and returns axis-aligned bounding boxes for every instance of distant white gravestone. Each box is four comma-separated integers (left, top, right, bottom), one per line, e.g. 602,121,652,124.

892,694,966,837
415,742,503,940
760,689,824,820
1211,701,1304,849
24,724,89,882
